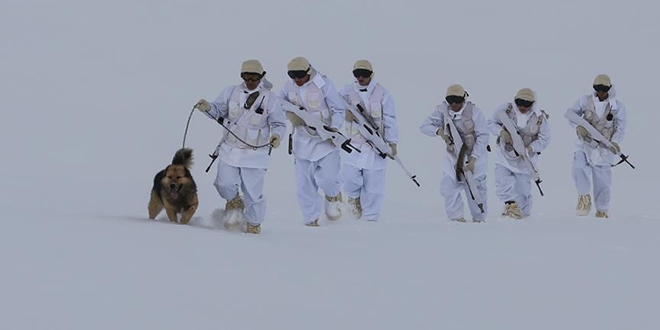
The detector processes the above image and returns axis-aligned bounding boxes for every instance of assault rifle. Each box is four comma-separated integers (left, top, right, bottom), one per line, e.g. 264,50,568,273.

280,99,360,155
344,100,420,187
564,110,635,169
496,111,544,196
443,109,485,212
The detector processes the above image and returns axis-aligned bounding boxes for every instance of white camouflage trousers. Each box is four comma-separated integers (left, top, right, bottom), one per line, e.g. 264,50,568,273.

295,151,342,224
342,164,386,221
439,173,488,221
214,160,267,225
495,164,533,217
572,150,612,212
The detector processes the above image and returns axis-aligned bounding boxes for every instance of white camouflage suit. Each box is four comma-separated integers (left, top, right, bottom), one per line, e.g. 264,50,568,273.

279,69,345,225
420,101,490,222
339,79,399,221
488,101,551,217
203,79,286,226
567,86,627,213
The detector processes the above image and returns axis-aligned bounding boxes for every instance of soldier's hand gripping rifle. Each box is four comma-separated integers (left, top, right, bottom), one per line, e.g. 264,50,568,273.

496,111,544,196
344,101,420,187
280,99,361,154
564,109,634,169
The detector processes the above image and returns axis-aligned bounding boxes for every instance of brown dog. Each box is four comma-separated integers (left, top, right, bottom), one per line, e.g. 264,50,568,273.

148,148,198,224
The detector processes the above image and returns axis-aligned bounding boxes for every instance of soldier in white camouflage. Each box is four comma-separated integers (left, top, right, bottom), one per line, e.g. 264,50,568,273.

488,88,551,219
567,74,628,218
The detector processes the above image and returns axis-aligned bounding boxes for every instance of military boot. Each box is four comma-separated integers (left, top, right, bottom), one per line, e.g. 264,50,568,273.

595,210,609,219
223,194,245,230
576,195,591,216
347,196,362,219
246,223,261,234
502,201,522,219
305,219,319,227
226,195,245,211
324,193,342,221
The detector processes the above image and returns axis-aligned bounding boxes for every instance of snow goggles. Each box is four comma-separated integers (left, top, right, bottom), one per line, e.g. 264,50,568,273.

593,84,611,93
287,70,309,79
241,72,263,82
352,69,373,79
514,98,534,108
445,95,465,104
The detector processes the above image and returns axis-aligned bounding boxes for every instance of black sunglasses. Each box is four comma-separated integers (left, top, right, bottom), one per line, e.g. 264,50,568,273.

445,95,465,104
593,84,611,93
287,70,309,79
241,72,263,82
514,98,534,108
353,69,372,79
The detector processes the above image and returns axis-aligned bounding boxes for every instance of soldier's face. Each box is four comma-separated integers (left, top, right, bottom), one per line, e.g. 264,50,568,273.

245,80,260,90
595,90,609,101
288,70,310,87
445,96,465,112
517,105,531,113
293,75,310,87
353,69,372,86
514,99,534,114
241,72,262,90
449,102,463,111
357,76,371,86
593,85,611,101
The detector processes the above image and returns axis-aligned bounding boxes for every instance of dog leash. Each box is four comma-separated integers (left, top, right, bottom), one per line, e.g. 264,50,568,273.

182,106,195,148
216,120,272,150
182,105,273,150
184,104,274,172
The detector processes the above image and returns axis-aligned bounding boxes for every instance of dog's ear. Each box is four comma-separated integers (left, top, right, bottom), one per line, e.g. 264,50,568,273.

162,165,172,178
184,167,197,190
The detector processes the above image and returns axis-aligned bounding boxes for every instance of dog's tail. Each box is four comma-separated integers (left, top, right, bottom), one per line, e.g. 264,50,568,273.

172,148,194,168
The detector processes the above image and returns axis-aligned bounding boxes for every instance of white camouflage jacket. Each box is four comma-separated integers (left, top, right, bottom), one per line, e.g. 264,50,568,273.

488,101,551,174
566,86,627,166
279,69,345,162
204,79,286,169
420,101,490,180
339,79,399,170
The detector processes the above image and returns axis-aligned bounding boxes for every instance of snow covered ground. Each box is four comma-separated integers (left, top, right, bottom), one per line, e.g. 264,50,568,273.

1,0,659,329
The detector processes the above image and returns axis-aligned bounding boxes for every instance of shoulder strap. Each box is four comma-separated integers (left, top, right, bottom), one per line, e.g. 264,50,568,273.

535,109,549,126
462,102,476,135
347,87,363,107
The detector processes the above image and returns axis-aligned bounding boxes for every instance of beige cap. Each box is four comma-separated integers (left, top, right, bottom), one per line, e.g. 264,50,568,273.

446,84,466,97
593,74,612,86
241,59,264,75
515,88,535,102
287,57,310,71
353,59,373,72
